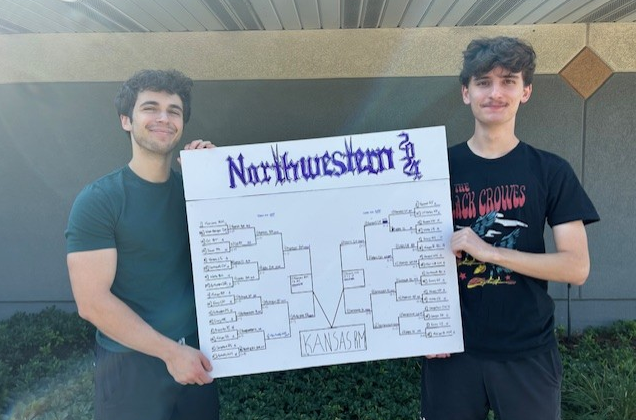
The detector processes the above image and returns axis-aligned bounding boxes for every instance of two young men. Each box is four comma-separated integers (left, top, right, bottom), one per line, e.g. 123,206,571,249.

66,70,219,420
66,36,598,420
421,37,599,420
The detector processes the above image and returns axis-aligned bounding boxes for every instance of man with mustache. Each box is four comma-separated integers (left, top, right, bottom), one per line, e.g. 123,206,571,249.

421,37,599,420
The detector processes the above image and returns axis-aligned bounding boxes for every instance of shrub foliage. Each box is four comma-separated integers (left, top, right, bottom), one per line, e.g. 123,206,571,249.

0,307,634,420
559,320,636,420
0,307,94,410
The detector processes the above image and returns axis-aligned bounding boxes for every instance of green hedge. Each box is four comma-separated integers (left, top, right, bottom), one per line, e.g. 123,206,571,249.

0,307,94,411
218,358,421,419
559,320,636,420
1,307,635,420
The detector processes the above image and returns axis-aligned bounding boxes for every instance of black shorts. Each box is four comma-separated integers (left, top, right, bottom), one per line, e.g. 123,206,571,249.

94,341,220,420
420,347,562,420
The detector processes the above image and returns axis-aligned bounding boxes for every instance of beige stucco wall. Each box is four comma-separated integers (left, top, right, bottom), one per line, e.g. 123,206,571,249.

0,23,634,84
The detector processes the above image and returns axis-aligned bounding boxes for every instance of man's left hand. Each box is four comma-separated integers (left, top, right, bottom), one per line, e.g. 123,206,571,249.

178,140,215,164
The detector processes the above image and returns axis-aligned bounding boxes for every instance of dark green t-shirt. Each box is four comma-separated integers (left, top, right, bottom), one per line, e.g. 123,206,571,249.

66,166,196,352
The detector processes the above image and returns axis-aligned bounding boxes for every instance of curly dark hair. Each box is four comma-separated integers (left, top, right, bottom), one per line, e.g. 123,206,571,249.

460,36,536,87
114,69,194,124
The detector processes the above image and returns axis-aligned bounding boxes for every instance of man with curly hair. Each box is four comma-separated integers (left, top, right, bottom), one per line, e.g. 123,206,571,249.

66,69,219,420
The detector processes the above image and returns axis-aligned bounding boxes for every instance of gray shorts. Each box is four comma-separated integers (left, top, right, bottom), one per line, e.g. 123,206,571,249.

421,347,562,420
94,341,219,420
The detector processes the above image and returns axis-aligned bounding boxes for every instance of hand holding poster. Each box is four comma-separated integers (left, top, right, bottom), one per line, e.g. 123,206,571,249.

180,126,463,378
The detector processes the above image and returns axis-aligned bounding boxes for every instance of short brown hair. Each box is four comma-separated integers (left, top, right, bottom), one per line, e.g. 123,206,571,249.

460,36,536,87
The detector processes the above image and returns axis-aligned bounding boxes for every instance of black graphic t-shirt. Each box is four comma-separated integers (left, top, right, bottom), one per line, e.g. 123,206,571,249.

449,141,599,360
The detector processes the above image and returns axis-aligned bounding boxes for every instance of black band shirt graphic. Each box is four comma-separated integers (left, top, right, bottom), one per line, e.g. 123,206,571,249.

448,141,599,360
456,210,526,289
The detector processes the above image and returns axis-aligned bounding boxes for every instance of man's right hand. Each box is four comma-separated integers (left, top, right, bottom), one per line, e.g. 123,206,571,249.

164,342,214,386
425,353,451,359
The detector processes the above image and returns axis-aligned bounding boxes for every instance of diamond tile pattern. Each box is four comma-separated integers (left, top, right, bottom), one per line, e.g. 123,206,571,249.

559,47,613,99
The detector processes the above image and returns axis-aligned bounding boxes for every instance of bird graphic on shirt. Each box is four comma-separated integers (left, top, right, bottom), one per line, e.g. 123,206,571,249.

458,211,500,269
471,211,501,238
461,214,523,288
493,228,520,269
484,228,520,284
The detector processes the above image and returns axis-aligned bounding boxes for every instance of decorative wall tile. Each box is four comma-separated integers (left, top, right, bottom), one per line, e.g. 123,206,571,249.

559,47,613,99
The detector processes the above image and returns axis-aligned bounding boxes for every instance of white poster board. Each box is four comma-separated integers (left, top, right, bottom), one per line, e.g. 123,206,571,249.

180,126,463,378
